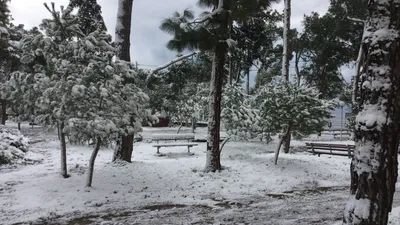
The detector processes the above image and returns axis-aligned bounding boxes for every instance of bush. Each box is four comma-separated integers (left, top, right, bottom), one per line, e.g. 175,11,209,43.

0,125,29,165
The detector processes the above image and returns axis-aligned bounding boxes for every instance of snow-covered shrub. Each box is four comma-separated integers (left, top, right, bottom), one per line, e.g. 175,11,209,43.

0,125,29,165
255,83,333,139
222,84,272,141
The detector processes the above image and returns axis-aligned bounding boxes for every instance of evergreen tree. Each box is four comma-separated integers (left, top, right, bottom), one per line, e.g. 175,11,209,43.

161,0,278,172
0,0,12,125
67,0,107,35
222,84,271,142
0,0,11,27
65,30,151,187
19,2,84,178
255,83,333,164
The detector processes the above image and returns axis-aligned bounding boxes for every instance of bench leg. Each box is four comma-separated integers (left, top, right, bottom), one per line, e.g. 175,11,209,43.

157,147,160,154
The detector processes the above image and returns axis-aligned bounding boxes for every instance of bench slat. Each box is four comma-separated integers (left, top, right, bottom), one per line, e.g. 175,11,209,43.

305,147,352,152
152,143,198,147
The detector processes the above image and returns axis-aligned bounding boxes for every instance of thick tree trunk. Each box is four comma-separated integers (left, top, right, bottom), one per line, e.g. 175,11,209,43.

113,0,134,163
59,122,69,178
343,1,400,224
113,134,133,162
86,137,102,187
1,99,6,125
115,0,133,61
205,45,226,172
205,0,230,172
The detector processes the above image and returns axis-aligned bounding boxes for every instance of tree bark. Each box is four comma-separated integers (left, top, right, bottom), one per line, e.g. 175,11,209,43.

113,134,133,162
274,128,290,165
205,0,230,173
281,0,291,82
295,51,302,86
283,126,291,154
115,0,133,61
246,69,250,94
1,99,6,125
113,0,134,163
343,1,400,224
86,137,102,187
59,122,69,178
191,117,196,133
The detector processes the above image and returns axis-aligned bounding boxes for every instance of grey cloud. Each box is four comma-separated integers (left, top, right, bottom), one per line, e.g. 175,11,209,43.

10,0,336,76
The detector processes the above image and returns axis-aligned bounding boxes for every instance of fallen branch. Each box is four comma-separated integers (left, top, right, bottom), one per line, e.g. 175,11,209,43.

150,52,198,75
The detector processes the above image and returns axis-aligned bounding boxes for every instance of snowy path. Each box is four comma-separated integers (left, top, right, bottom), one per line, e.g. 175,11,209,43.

26,187,400,225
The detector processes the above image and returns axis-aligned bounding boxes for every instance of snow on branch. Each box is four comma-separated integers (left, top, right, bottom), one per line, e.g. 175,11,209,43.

347,17,365,24
194,0,224,24
150,51,198,75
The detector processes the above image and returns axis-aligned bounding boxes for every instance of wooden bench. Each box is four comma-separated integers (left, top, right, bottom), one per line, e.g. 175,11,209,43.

152,143,199,155
305,142,355,158
151,134,195,143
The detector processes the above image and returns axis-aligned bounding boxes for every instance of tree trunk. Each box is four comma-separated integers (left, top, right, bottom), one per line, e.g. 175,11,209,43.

1,99,6,125
191,117,196,133
295,51,302,86
113,134,133,162
113,0,134,163
281,0,291,82
246,69,250,94
283,126,291,153
86,137,102,187
351,24,366,116
17,122,20,131
274,128,290,165
343,1,400,224
205,0,230,173
59,122,69,178
115,0,133,61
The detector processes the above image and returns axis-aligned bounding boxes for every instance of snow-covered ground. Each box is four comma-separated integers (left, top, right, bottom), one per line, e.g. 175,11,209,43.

1,122,400,225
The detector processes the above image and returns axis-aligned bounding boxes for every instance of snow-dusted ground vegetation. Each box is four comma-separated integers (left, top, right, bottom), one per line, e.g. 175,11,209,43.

1,122,400,225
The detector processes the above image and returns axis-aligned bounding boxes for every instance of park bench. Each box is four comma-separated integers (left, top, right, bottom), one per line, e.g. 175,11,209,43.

151,134,195,143
152,143,199,155
305,142,355,158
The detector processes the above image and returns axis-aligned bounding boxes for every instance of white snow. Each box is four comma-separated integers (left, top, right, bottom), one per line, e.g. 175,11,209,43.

2,123,400,224
0,123,360,224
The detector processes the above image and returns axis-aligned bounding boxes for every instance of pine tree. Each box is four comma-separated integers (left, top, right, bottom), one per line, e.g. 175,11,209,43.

66,30,151,187
0,0,10,27
67,0,107,35
343,0,400,224
255,83,333,164
23,3,85,178
0,0,12,125
161,0,278,172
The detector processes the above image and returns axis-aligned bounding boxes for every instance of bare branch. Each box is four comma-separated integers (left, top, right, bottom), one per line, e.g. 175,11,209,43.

150,51,198,75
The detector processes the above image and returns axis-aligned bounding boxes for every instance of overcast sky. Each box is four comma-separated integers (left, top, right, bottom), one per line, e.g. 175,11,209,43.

9,0,332,67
